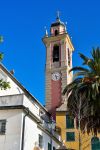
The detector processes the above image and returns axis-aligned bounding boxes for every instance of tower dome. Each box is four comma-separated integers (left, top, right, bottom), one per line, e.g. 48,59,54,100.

51,16,65,27
50,14,66,36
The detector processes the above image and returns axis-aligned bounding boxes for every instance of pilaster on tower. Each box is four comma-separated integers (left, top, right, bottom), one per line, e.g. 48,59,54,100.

43,15,74,119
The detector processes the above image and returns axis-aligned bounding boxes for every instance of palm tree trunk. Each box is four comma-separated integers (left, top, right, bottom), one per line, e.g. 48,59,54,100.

78,96,82,150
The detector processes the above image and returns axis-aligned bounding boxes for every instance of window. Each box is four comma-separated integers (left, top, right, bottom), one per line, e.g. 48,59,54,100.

66,132,75,141
55,30,59,36
91,137,100,150
0,120,6,134
68,48,71,66
66,115,74,129
48,143,51,150
53,146,56,150
53,45,59,62
38,134,43,148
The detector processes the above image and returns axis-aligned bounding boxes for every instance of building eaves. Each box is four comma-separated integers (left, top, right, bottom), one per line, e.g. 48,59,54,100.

0,63,50,115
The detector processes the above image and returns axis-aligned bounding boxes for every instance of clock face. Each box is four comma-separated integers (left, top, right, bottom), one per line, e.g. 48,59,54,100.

52,72,61,81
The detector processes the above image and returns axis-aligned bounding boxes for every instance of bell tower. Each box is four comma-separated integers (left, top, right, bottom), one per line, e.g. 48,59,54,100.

43,15,74,118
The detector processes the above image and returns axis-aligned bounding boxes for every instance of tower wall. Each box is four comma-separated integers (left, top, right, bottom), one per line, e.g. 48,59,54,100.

43,17,74,119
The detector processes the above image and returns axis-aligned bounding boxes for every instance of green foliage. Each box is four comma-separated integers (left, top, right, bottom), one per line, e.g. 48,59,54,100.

0,36,4,43
63,47,100,134
0,53,4,61
0,36,4,62
0,79,10,90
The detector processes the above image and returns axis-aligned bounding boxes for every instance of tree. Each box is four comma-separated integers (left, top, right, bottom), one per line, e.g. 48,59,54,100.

63,48,100,134
0,36,10,90
65,93,99,150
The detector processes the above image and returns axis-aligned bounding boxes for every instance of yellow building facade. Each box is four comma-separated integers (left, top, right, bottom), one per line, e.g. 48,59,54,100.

56,110,100,150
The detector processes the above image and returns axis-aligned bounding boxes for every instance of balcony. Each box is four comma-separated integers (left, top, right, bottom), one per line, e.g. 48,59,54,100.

42,121,61,141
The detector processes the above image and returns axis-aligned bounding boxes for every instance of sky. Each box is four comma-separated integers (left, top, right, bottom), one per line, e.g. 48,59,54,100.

0,0,100,105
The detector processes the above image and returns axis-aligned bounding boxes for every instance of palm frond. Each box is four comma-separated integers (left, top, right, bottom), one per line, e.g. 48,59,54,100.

73,71,89,78
63,78,82,95
69,67,89,73
92,47,100,61
79,53,89,65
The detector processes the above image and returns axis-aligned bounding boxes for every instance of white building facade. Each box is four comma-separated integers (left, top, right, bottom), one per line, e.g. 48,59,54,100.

0,64,62,150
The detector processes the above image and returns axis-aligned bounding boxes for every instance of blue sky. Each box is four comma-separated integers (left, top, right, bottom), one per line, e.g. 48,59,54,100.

0,0,100,105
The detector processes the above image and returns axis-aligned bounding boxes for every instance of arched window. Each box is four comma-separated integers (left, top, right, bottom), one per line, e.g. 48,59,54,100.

53,45,59,62
91,137,100,150
55,30,59,36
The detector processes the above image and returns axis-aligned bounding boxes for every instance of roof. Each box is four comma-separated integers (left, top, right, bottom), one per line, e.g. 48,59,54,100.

0,63,50,115
51,21,65,27
51,17,65,27
56,100,68,112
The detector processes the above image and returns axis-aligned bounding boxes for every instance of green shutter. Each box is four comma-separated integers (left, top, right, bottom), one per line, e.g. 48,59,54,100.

91,137,100,150
66,115,74,129
48,143,52,150
66,132,75,141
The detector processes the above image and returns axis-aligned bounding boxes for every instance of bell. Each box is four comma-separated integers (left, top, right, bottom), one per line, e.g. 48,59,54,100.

54,53,59,59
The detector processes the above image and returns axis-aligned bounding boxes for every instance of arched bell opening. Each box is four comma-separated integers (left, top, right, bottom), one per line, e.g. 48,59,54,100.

55,30,59,36
53,45,59,62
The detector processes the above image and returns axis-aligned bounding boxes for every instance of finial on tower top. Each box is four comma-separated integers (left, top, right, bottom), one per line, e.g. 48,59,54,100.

44,26,48,37
56,11,60,22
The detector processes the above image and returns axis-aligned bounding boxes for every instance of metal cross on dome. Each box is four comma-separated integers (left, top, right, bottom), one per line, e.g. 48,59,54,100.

56,11,61,20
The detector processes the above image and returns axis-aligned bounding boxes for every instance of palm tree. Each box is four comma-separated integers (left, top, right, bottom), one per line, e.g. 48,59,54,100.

63,47,100,133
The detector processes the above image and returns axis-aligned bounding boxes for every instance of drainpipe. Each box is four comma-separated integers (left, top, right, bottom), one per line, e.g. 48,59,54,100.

21,108,29,150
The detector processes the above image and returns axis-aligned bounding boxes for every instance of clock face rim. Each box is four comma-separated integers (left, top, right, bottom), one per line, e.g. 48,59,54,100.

52,72,61,81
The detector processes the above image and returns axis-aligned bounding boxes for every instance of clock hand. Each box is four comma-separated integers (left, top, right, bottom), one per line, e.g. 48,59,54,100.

55,75,58,79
